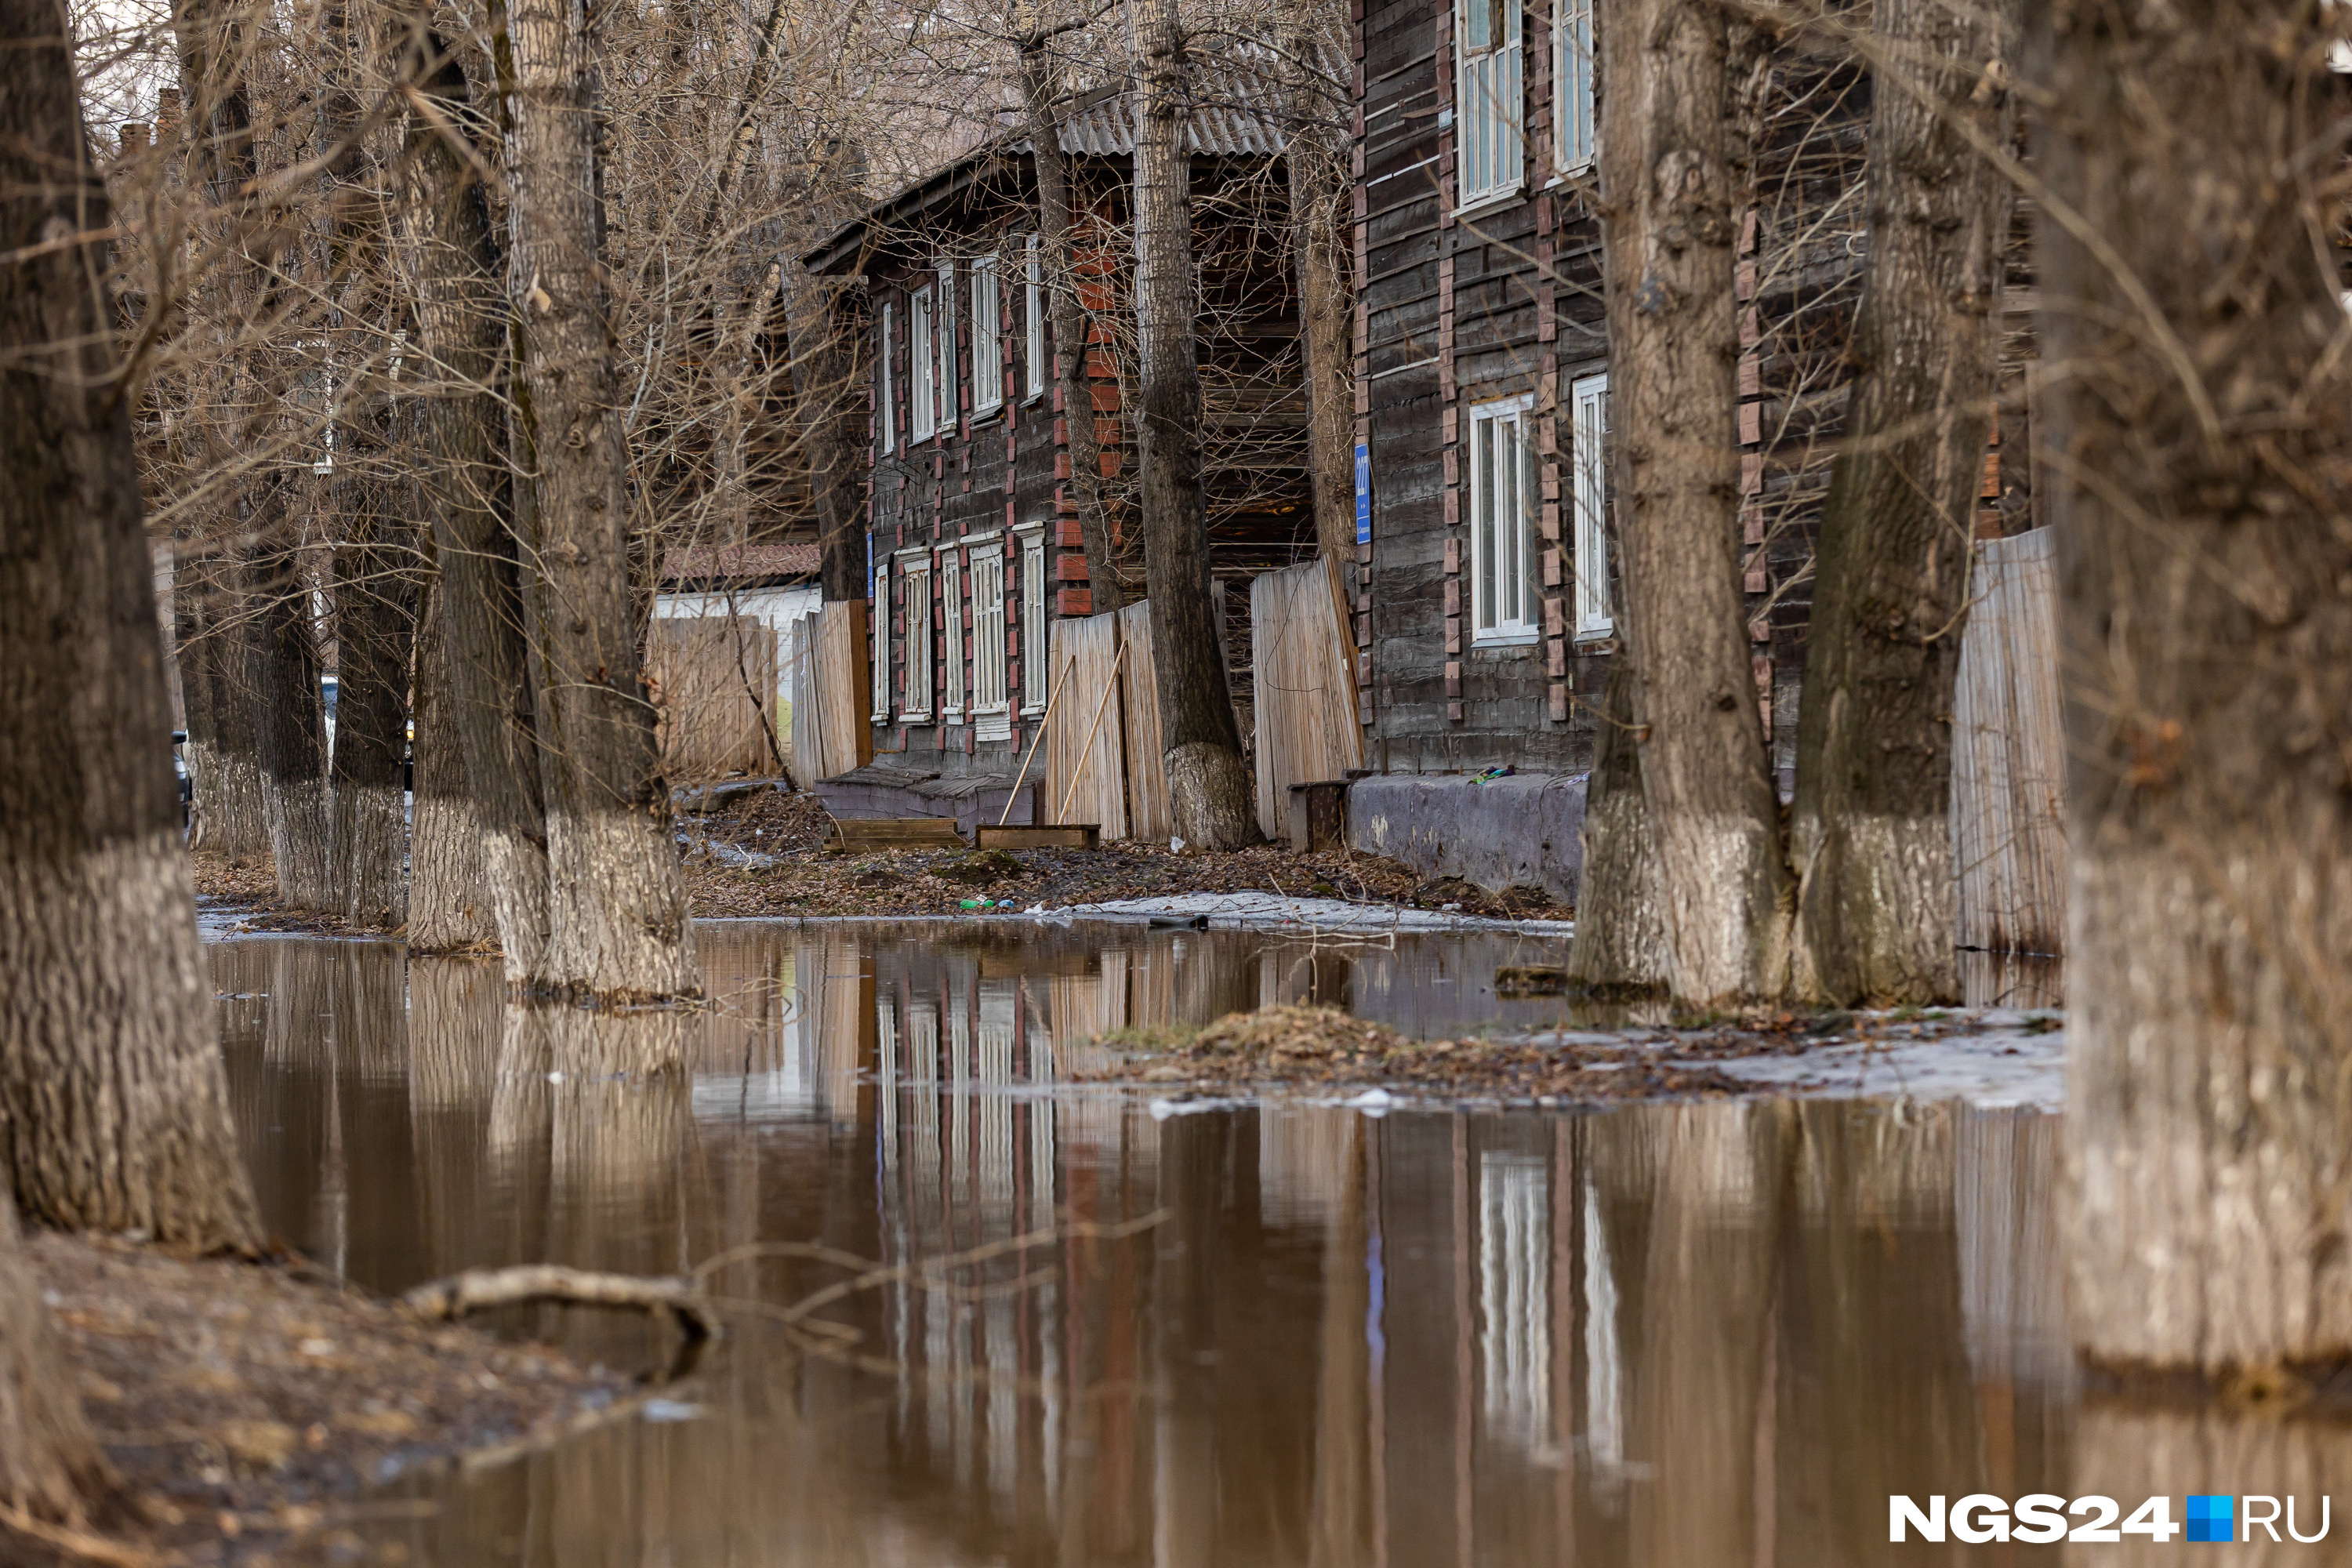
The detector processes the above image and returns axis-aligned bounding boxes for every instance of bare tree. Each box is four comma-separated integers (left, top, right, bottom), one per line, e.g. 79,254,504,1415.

0,1191,114,1527
1789,0,2019,1006
0,0,261,1250
1134,0,1259,848
408,545,496,948
2040,0,2352,1372
1278,7,1356,568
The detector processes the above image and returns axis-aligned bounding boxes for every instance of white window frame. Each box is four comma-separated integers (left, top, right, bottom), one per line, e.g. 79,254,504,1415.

1469,394,1540,646
869,532,890,720
909,286,936,443
1018,528,1049,713
1554,0,1594,173
1456,0,1524,209
971,258,1004,417
898,554,933,720
1025,235,1046,400
938,547,964,718
878,303,896,453
1571,371,1613,639
935,260,957,434
971,543,1009,715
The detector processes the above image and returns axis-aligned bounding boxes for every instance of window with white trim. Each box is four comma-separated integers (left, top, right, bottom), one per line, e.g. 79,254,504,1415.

900,559,932,718
971,546,1007,713
1025,236,1045,399
1457,0,1523,207
879,303,896,453
971,258,1003,416
1570,372,1612,638
869,532,890,720
1020,532,1048,712
1469,394,1539,644
935,260,957,431
939,550,964,717
909,286,936,443
1554,0,1593,172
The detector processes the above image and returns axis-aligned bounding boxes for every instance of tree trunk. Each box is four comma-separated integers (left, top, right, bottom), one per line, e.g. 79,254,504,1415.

0,1192,114,1527
408,555,496,949
329,488,416,931
1019,38,1122,610
176,546,270,855
495,0,699,1000
251,517,337,910
1281,27,1356,569
1565,655,1669,993
1133,0,1259,850
400,20,555,984
1788,0,2017,1006
789,276,871,604
1599,0,1787,1007
2037,2,2352,1373
0,0,263,1248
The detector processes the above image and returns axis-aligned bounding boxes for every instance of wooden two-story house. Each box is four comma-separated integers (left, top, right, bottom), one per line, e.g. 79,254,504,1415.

803,74,1317,804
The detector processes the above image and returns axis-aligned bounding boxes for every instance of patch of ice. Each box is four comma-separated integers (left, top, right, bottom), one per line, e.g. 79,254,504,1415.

1711,1025,2066,1111
1345,1087,1396,1118
641,1399,703,1424
1038,890,1574,937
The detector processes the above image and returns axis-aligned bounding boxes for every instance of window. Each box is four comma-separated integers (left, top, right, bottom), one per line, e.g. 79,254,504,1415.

1469,395,1539,644
972,546,1008,714
878,303,896,453
909,286,936,443
1025,236,1046,400
1020,532,1048,712
900,558,932,718
939,550,964,717
1554,0,1594,172
1457,0,1524,207
935,260,957,432
1571,372,1612,638
869,532,890,720
971,259,1003,416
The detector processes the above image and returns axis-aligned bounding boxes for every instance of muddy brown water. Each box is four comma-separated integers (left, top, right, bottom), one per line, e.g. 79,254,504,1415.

207,923,2102,1566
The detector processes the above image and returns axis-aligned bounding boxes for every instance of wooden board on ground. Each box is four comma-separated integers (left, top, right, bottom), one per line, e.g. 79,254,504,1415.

828,818,965,849
1951,527,2067,955
1251,557,1364,841
977,824,1101,851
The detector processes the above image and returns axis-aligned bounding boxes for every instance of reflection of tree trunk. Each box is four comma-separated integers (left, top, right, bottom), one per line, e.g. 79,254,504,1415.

1152,1112,1223,1568
2034,2,2352,1370
2072,1406,2350,1566
0,1191,115,1524
1625,1103,1789,1567
1308,1117,1370,1568
1795,1102,1983,1565
408,557,496,948
0,0,261,1248
408,958,503,1276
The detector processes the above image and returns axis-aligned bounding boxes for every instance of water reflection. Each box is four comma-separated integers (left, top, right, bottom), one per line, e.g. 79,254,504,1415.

210,925,2103,1566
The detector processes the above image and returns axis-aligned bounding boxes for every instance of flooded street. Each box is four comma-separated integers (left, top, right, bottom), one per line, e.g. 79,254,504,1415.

209,923,2089,1566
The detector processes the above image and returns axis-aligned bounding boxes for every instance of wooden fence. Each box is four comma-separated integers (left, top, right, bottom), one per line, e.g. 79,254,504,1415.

649,615,779,780
1951,528,2067,954
788,601,873,786
1250,557,1363,840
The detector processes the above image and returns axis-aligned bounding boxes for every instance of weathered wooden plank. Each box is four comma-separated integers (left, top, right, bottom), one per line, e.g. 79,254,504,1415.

1251,558,1366,839
1116,601,1173,842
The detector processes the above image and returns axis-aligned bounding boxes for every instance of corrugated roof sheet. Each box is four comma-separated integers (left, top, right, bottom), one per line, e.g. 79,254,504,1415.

1054,64,1292,158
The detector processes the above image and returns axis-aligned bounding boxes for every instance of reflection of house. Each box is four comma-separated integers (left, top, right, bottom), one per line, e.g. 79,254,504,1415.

802,73,1316,791
648,543,819,779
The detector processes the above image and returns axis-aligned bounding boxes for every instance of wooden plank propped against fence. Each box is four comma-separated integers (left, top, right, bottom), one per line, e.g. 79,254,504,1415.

1951,527,2067,953
1251,557,1366,840
1117,600,1172,841
1047,611,1129,839
789,602,875,786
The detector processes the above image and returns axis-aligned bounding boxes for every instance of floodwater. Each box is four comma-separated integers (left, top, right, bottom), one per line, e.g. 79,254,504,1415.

208,922,2145,1566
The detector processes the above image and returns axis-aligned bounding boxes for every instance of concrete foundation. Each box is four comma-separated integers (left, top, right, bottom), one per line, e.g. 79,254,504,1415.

1345,772,1588,906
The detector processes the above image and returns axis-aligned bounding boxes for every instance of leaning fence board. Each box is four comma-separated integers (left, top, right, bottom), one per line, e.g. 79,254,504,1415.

1117,601,1172,841
1250,557,1365,840
789,601,874,786
1047,612,1129,839
1951,528,2068,954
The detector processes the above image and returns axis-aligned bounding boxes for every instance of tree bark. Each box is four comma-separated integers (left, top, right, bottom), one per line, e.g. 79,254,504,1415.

1565,655,1669,994
251,513,337,910
1019,37,1122,610
408,555,496,949
1133,0,1259,849
2037,2,2352,1373
1599,0,1787,1007
494,0,699,1000
788,276,871,603
0,0,262,1249
1788,0,2017,1006
1280,26,1357,569
399,18,556,982
0,1192,115,1527
329,488,416,931
176,546,270,854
